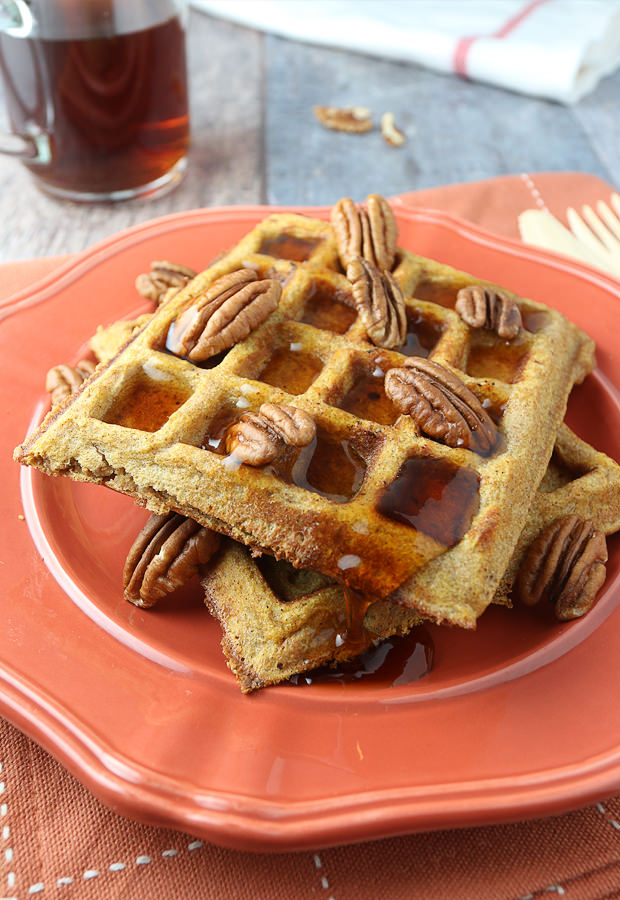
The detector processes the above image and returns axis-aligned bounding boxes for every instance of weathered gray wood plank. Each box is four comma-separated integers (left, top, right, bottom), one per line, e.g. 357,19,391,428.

572,68,620,189
0,11,263,261
264,34,614,205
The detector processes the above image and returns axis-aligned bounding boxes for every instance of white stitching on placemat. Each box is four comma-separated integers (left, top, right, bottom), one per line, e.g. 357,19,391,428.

313,854,336,900
518,887,565,899
0,761,17,900
520,172,550,212
19,838,205,895
595,801,620,831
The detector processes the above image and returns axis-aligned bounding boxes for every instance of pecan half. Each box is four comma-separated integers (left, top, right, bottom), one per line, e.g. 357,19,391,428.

45,359,96,406
313,105,374,134
123,512,221,608
135,261,197,306
380,112,406,147
347,257,406,349
518,515,608,621
384,358,497,454
167,269,281,361
260,403,316,446
331,194,398,271
456,285,522,340
225,403,316,467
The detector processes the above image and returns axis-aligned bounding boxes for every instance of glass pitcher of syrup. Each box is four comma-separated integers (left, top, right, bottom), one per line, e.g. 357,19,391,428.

0,0,189,201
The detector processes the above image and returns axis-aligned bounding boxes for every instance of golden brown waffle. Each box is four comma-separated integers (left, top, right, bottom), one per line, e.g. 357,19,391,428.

497,424,620,599
91,314,151,363
202,546,424,691
203,423,620,691
16,211,595,628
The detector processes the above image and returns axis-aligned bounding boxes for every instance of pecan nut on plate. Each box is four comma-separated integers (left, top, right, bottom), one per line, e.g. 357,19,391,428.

166,269,281,362
331,193,398,271
384,357,498,455
347,256,406,350
135,260,197,306
517,514,608,621
225,403,316,467
124,512,221,608
45,359,96,406
456,284,522,340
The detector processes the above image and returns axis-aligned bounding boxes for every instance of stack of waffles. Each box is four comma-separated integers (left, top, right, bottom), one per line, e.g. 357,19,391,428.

16,196,620,692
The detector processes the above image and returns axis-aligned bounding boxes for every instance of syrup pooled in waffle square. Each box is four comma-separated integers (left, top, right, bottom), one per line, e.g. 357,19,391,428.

16,205,595,628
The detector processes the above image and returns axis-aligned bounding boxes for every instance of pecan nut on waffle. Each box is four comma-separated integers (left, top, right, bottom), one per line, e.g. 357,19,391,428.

15,198,596,630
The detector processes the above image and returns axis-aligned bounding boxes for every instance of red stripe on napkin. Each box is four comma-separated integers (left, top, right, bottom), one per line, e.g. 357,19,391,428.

453,0,550,78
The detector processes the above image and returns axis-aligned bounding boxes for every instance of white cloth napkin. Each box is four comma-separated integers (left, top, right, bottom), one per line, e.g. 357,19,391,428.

191,0,620,104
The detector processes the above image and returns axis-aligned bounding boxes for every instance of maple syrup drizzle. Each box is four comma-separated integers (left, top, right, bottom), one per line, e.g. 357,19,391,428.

413,279,461,309
466,337,529,383
337,586,373,655
103,375,190,432
268,429,370,503
259,343,323,394
481,396,507,425
340,359,398,425
203,410,371,502
291,627,434,687
400,310,444,358
376,456,480,546
201,408,244,453
259,234,322,261
301,281,357,334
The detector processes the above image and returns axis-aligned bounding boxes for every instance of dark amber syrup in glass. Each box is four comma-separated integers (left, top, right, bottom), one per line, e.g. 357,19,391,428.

0,16,189,195
377,456,480,546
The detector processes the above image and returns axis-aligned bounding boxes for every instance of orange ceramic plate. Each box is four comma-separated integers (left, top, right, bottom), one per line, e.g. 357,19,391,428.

1,205,620,852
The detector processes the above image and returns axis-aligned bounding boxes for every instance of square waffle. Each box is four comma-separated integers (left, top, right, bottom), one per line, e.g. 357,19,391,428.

200,423,620,691
15,210,595,628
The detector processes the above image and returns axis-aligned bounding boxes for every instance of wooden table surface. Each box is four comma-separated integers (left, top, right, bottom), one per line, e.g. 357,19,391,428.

0,9,618,263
